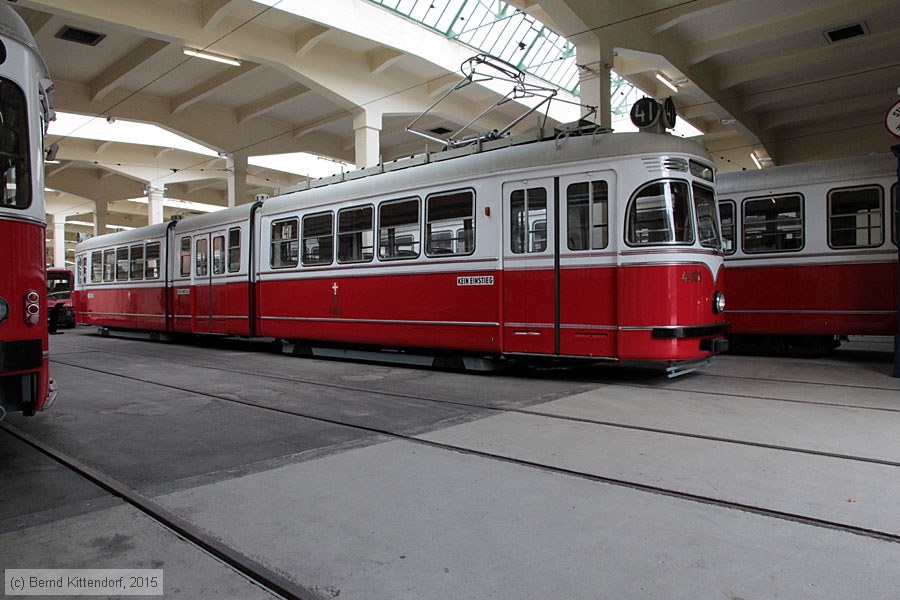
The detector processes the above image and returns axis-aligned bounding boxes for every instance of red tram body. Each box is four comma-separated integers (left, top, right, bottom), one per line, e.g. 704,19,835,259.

75,128,728,374
0,4,56,416
718,153,898,353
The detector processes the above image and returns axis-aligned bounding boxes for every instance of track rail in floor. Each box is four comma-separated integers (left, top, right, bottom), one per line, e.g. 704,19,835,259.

0,422,326,600
44,353,900,547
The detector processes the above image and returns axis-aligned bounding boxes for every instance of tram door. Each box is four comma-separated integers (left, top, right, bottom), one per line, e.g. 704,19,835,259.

192,230,227,333
557,172,617,358
502,178,557,354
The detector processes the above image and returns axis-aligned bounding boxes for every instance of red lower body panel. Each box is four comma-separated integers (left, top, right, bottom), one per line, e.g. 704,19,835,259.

258,271,501,353
78,286,168,331
726,262,897,336
0,220,51,413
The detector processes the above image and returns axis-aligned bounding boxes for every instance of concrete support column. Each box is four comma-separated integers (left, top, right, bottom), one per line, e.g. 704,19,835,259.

93,199,109,237
226,152,248,208
353,109,382,168
52,216,66,268
147,186,165,225
576,39,612,130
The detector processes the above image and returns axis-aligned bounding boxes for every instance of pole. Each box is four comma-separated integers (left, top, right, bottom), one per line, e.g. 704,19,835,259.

893,144,900,378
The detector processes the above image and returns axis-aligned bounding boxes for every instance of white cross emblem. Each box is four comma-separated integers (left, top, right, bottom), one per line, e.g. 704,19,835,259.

332,282,339,295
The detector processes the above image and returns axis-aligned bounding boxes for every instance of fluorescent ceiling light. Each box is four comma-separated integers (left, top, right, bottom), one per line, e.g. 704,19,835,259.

751,153,763,170
655,72,678,93
183,47,241,66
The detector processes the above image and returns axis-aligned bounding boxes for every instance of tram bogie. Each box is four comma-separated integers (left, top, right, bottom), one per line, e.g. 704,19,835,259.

75,127,729,374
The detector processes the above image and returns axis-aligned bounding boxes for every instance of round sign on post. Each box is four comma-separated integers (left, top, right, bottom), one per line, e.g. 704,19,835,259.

662,97,677,129
630,98,660,129
885,99,900,139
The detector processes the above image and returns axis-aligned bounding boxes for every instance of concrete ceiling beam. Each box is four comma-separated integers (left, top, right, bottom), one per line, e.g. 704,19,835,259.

170,62,260,115
236,83,310,123
89,39,169,102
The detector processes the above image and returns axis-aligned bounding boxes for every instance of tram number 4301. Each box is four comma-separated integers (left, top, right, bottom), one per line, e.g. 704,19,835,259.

681,269,702,283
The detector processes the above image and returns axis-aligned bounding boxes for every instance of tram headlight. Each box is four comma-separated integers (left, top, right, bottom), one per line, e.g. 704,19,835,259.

713,291,726,314
0,297,8,323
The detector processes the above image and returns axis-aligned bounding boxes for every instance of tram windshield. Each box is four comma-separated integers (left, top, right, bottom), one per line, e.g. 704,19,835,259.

0,77,30,210
626,181,693,245
626,180,723,249
693,184,721,248
47,270,72,300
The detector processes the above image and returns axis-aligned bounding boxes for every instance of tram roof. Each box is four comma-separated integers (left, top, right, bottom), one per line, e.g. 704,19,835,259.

170,200,258,235
0,4,50,76
718,152,897,194
74,221,174,253
0,4,38,55
264,130,711,216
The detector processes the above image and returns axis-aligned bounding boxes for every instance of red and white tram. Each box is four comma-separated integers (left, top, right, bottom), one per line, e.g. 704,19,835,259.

0,4,56,417
47,267,75,329
75,126,728,374
718,153,898,354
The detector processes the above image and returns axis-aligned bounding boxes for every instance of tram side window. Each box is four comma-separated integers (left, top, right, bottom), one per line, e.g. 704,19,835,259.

91,251,103,283
302,212,333,266
626,181,693,245
227,228,241,272
425,190,474,256
567,181,609,250
116,247,129,281
102,248,115,282
145,243,160,280
693,184,721,249
129,244,144,281
196,238,209,276
338,206,374,264
828,186,883,249
212,235,226,275
0,78,31,209
271,218,299,268
742,194,803,253
179,237,191,277
718,200,736,254
379,198,420,260
77,255,86,286
510,188,548,254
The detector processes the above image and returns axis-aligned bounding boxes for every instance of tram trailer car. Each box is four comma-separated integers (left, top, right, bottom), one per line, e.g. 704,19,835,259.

0,4,57,417
47,268,75,329
718,153,898,355
75,127,729,374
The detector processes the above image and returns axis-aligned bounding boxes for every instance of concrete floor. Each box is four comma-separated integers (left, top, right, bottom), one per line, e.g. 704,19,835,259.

2,329,899,599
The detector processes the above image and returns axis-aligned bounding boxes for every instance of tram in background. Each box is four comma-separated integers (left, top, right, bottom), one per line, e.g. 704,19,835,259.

0,4,57,417
75,121,729,376
718,153,898,355
47,267,75,329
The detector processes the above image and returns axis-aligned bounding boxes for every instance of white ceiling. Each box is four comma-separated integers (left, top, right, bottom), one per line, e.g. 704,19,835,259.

10,0,900,241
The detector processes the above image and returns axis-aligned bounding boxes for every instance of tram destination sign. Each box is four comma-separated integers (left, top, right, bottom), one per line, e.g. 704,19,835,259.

886,99,900,139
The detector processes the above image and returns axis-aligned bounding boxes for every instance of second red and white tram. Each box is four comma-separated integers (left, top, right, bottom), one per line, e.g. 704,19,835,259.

75,127,728,374
0,4,56,417
718,153,898,354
